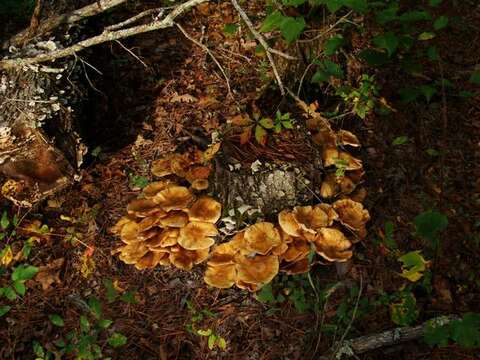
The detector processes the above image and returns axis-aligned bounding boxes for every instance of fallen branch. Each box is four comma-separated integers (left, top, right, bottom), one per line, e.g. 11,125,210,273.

0,0,208,70
230,0,290,96
320,315,459,359
176,23,232,97
4,0,128,49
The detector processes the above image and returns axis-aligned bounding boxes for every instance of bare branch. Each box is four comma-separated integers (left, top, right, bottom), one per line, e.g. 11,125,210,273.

176,23,232,97
4,0,128,49
105,7,164,32
0,0,209,70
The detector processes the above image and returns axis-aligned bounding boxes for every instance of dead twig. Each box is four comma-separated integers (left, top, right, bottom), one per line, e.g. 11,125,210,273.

4,0,128,49
0,0,208,70
230,0,292,96
105,7,165,31
175,23,232,97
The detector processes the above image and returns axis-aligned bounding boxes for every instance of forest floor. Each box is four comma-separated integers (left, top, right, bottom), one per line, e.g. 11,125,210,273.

0,1,479,359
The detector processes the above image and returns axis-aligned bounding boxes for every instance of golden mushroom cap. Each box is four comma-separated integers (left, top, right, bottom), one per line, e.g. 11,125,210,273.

313,128,337,147
278,210,302,237
190,179,209,191
316,203,339,226
281,238,311,262
170,154,192,177
188,196,222,223
169,246,209,270
293,205,329,232
204,263,236,288
208,240,240,266
338,152,363,171
281,257,310,275
235,254,279,290
127,198,159,217
134,251,167,270
313,228,353,262
320,173,339,199
271,242,289,256
151,156,174,177
185,165,211,183
153,186,194,211
244,222,282,255
118,243,149,264
143,181,174,198
110,216,132,235
322,147,340,167
138,215,161,232
178,221,218,250
337,130,361,147
145,228,179,249
159,211,189,228
120,221,142,244
332,199,370,231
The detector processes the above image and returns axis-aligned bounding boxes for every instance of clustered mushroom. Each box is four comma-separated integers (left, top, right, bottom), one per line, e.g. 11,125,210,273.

204,199,369,292
111,181,222,271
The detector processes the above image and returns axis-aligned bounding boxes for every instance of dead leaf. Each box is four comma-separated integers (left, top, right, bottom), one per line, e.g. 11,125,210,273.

229,114,252,126
239,126,252,145
203,142,221,162
35,258,65,290
170,93,198,103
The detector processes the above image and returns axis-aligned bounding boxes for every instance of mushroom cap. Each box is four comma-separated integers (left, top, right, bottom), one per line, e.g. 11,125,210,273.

120,221,142,244
185,165,211,183
271,242,289,256
208,239,239,266
153,186,194,211
293,205,330,232
333,199,370,230
151,156,173,177
235,279,260,292
145,228,179,249
313,228,353,262
337,130,360,147
169,246,209,270
138,215,161,232
350,187,367,203
143,181,174,198
244,222,282,255
111,216,132,235
338,152,363,170
191,179,209,191
204,263,236,288
235,254,279,290
159,211,189,228
320,174,339,198
316,203,339,226
188,196,222,223
323,147,340,167
134,251,166,270
170,154,192,177
118,243,149,264
127,198,159,217
178,221,218,250
281,238,311,262
313,128,337,147
281,257,310,275
278,210,302,237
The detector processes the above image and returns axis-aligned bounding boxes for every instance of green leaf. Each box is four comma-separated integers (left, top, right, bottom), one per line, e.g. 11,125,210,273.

91,146,102,157
282,0,306,6
13,280,26,296
120,291,138,304
418,32,436,41
375,5,398,24
0,305,11,317
398,250,429,282
324,0,344,13
426,148,440,157
129,175,148,189
433,16,449,30
259,117,274,129
103,278,118,303
384,221,397,250
419,85,437,102
450,313,480,348
260,11,285,32
1,211,9,230
108,332,127,348
97,319,113,329
343,0,368,13
49,314,65,327
469,70,480,85
282,120,294,129
359,49,389,66
398,87,421,103
223,23,238,35
392,136,409,146
279,16,306,44
390,291,418,326
255,283,276,304
429,0,443,6
80,315,90,333
217,336,227,350
323,59,343,78
399,11,432,23
255,125,268,145
414,210,448,244
3,286,17,301
427,46,439,61
88,297,102,319
208,334,216,350
32,341,45,358
311,70,329,83
372,32,398,57
11,264,39,281
424,323,450,347
324,34,345,56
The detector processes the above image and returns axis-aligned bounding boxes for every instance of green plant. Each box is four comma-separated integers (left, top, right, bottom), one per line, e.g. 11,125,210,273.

102,278,138,304
414,210,448,249
336,74,380,119
0,264,39,304
251,111,295,145
425,313,480,348
398,250,429,282
185,300,227,350
389,289,418,326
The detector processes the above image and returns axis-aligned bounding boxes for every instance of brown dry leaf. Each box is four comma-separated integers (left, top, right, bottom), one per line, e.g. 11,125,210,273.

229,114,252,126
35,258,65,290
170,94,198,103
239,126,253,145
203,142,221,162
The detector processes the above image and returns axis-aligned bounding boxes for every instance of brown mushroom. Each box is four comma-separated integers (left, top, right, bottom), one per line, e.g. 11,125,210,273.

281,238,311,262
178,221,218,250
134,251,166,270
143,181,174,198
188,197,222,223
244,222,281,255
337,130,360,147
127,198,159,217
204,263,236,288
151,156,173,177
145,228,179,249
281,257,310,275
191,179,209,191
278,210,302,237
120,221,142,244
332,199,370,231
338,152,363,170
313,228,353,262
118,243,149,264
153,186,194,211
169,246,209,270
159,211,189,228
235,253,279,291
111,216,132,235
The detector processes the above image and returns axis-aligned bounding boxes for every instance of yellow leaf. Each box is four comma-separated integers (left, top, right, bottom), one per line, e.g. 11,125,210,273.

203,142,221,162
0,245,13,266
81,253,95,278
